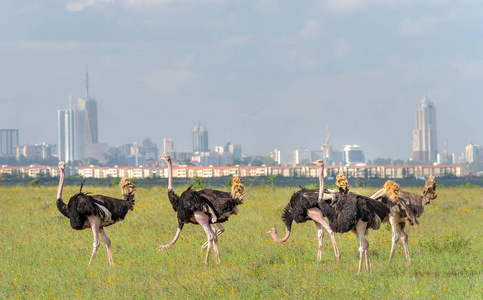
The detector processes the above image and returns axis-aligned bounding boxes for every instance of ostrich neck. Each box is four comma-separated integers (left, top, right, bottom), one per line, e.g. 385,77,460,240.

167,160,173,190
272,228,291,243
318,165,325,201
57,168,65,200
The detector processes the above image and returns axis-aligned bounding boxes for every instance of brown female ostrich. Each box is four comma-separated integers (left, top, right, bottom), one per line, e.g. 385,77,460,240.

313,160,392,274
56,161,136,267
158,155,244,265
370,175,437,264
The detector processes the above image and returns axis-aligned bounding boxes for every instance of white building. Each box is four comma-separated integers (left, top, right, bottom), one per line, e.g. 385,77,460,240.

343,145,365,165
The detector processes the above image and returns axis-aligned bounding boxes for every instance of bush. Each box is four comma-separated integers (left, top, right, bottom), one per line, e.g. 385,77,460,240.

28,178,39,187
356,179,366,187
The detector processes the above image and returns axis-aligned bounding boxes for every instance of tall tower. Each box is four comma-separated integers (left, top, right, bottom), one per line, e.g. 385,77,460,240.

57,107,75,162
412,94,438,163
0,129,19,156
193,122,209,152
58,67,100,161
75,66,99,159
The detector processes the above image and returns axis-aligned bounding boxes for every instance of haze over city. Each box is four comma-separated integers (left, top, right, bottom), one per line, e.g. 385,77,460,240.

1,0,482,160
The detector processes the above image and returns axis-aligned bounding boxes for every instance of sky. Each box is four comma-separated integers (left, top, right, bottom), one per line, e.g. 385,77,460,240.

1,0,482,160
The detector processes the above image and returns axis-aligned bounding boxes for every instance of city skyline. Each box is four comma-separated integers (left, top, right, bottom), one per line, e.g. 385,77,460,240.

1,1,483,160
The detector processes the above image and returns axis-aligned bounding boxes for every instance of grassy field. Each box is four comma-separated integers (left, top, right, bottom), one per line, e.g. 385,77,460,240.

0,184,481,299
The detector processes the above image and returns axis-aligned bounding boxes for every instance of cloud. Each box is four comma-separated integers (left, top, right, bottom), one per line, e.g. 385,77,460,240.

66,0,97,12
217,35,250,48
144,54,197,95
448,58,483,79
299,19,320,40
334,38,350,60
324,0,367,13
122,0,224,8
255,0,280,16
277,48,318,71
399,16,438,36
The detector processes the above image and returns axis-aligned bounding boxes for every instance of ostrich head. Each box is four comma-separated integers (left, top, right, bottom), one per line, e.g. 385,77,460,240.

58,161,65,171
311,159,324,168
162,155,172,165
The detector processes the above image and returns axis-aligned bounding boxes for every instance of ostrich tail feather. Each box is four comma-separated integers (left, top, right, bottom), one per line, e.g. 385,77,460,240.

120,178,136,200
422,174,437,206
336,172,349,193
231,175,245,202
383,180,400,203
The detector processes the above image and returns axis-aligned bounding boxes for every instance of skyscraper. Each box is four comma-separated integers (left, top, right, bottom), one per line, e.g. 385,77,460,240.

412,94,438,163
58,67,101,162
193,122,209,152
57,108,75,162
163,138,174,155
0,129,19,156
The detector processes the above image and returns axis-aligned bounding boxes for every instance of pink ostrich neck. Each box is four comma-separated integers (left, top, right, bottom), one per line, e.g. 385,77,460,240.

167,158,173,191
270,229,290,243
57,166,65,200
318,163,325,201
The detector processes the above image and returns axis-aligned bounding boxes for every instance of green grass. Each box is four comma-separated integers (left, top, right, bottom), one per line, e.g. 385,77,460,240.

0,185,481,299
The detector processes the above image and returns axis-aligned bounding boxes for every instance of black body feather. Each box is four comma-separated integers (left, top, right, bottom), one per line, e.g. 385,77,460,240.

57,192,135,230
281,188,332,231
197,189,243,223
170,187,243,224
319,192,390,233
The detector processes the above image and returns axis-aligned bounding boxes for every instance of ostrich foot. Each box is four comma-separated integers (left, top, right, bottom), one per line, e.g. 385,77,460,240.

158,245,172,252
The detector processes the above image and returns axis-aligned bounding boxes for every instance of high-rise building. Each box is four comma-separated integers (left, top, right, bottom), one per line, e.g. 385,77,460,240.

412,94,438,163
58,67,102,162
0,129,19,156
58,108,76,162
465,144,482,163
163,138,174,154
76,97,99,159
343,144,365,165
193,122,209,152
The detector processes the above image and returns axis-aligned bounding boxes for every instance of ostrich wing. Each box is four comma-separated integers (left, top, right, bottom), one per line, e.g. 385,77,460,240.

198,189,243,213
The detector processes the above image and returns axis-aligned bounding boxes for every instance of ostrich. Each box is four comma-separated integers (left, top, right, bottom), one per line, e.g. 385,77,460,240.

158,155,244,265
370,175,437,264
313,160,392,274
56,161,136,267
266,169,352,261
266,175,345,261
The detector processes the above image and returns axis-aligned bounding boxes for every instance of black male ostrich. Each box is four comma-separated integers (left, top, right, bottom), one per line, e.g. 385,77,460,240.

158,155,244,265
370,176,437,264
56,161,136,267
266,169,353,261
266,189,340,262
313,160,392,274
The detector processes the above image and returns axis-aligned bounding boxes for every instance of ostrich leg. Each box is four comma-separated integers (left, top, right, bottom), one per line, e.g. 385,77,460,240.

315,222,324,262
194,211,220,265
201,223,225,250
158,221,184,251
88,216,102,267
399,223,411,265
99,228,114,266
355,220,370,274
388,216,400,263
307,208,340,260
